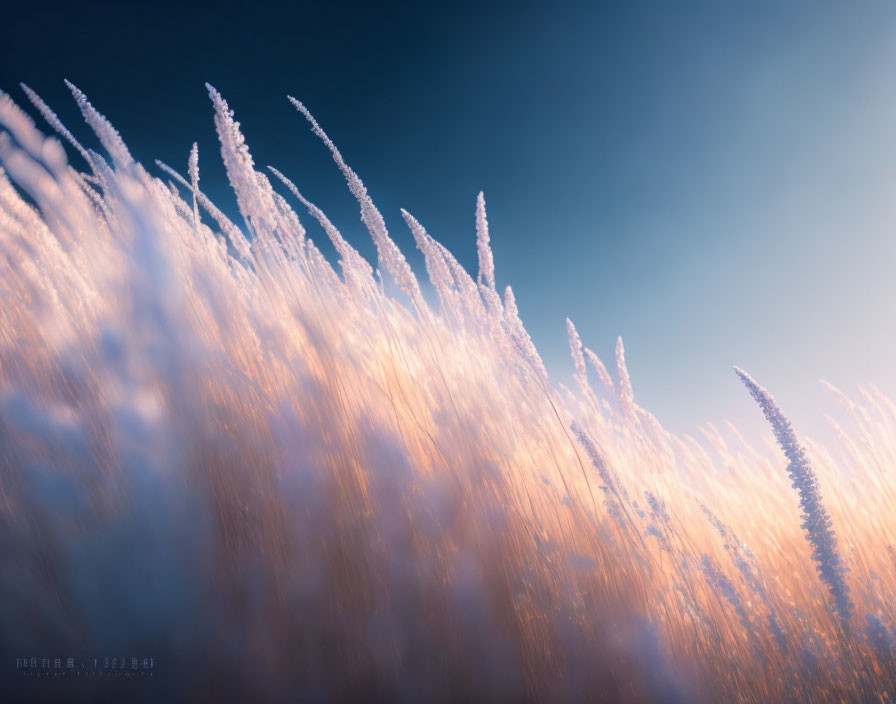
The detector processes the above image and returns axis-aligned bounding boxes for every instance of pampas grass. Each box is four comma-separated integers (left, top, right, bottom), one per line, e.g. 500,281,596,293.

734,366,854,624
0,82,895,702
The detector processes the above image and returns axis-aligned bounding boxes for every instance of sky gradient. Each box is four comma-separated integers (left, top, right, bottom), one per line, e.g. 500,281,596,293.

3,0,896,438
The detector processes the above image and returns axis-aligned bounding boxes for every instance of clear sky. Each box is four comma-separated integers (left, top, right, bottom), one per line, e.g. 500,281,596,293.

4,1,896,438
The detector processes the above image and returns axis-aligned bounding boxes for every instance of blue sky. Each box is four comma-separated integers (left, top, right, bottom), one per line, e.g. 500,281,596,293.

4,1,896,437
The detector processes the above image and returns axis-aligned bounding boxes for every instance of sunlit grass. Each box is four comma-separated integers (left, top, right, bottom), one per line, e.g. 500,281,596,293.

0,83,894,702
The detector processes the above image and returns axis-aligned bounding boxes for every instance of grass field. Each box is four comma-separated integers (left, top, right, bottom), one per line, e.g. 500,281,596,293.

1,83,894,702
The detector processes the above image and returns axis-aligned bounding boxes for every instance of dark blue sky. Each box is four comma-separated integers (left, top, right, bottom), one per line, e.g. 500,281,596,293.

4,1,896,436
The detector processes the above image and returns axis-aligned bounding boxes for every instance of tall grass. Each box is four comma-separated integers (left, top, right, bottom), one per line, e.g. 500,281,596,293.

734,367,854,624
1,83,895,702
